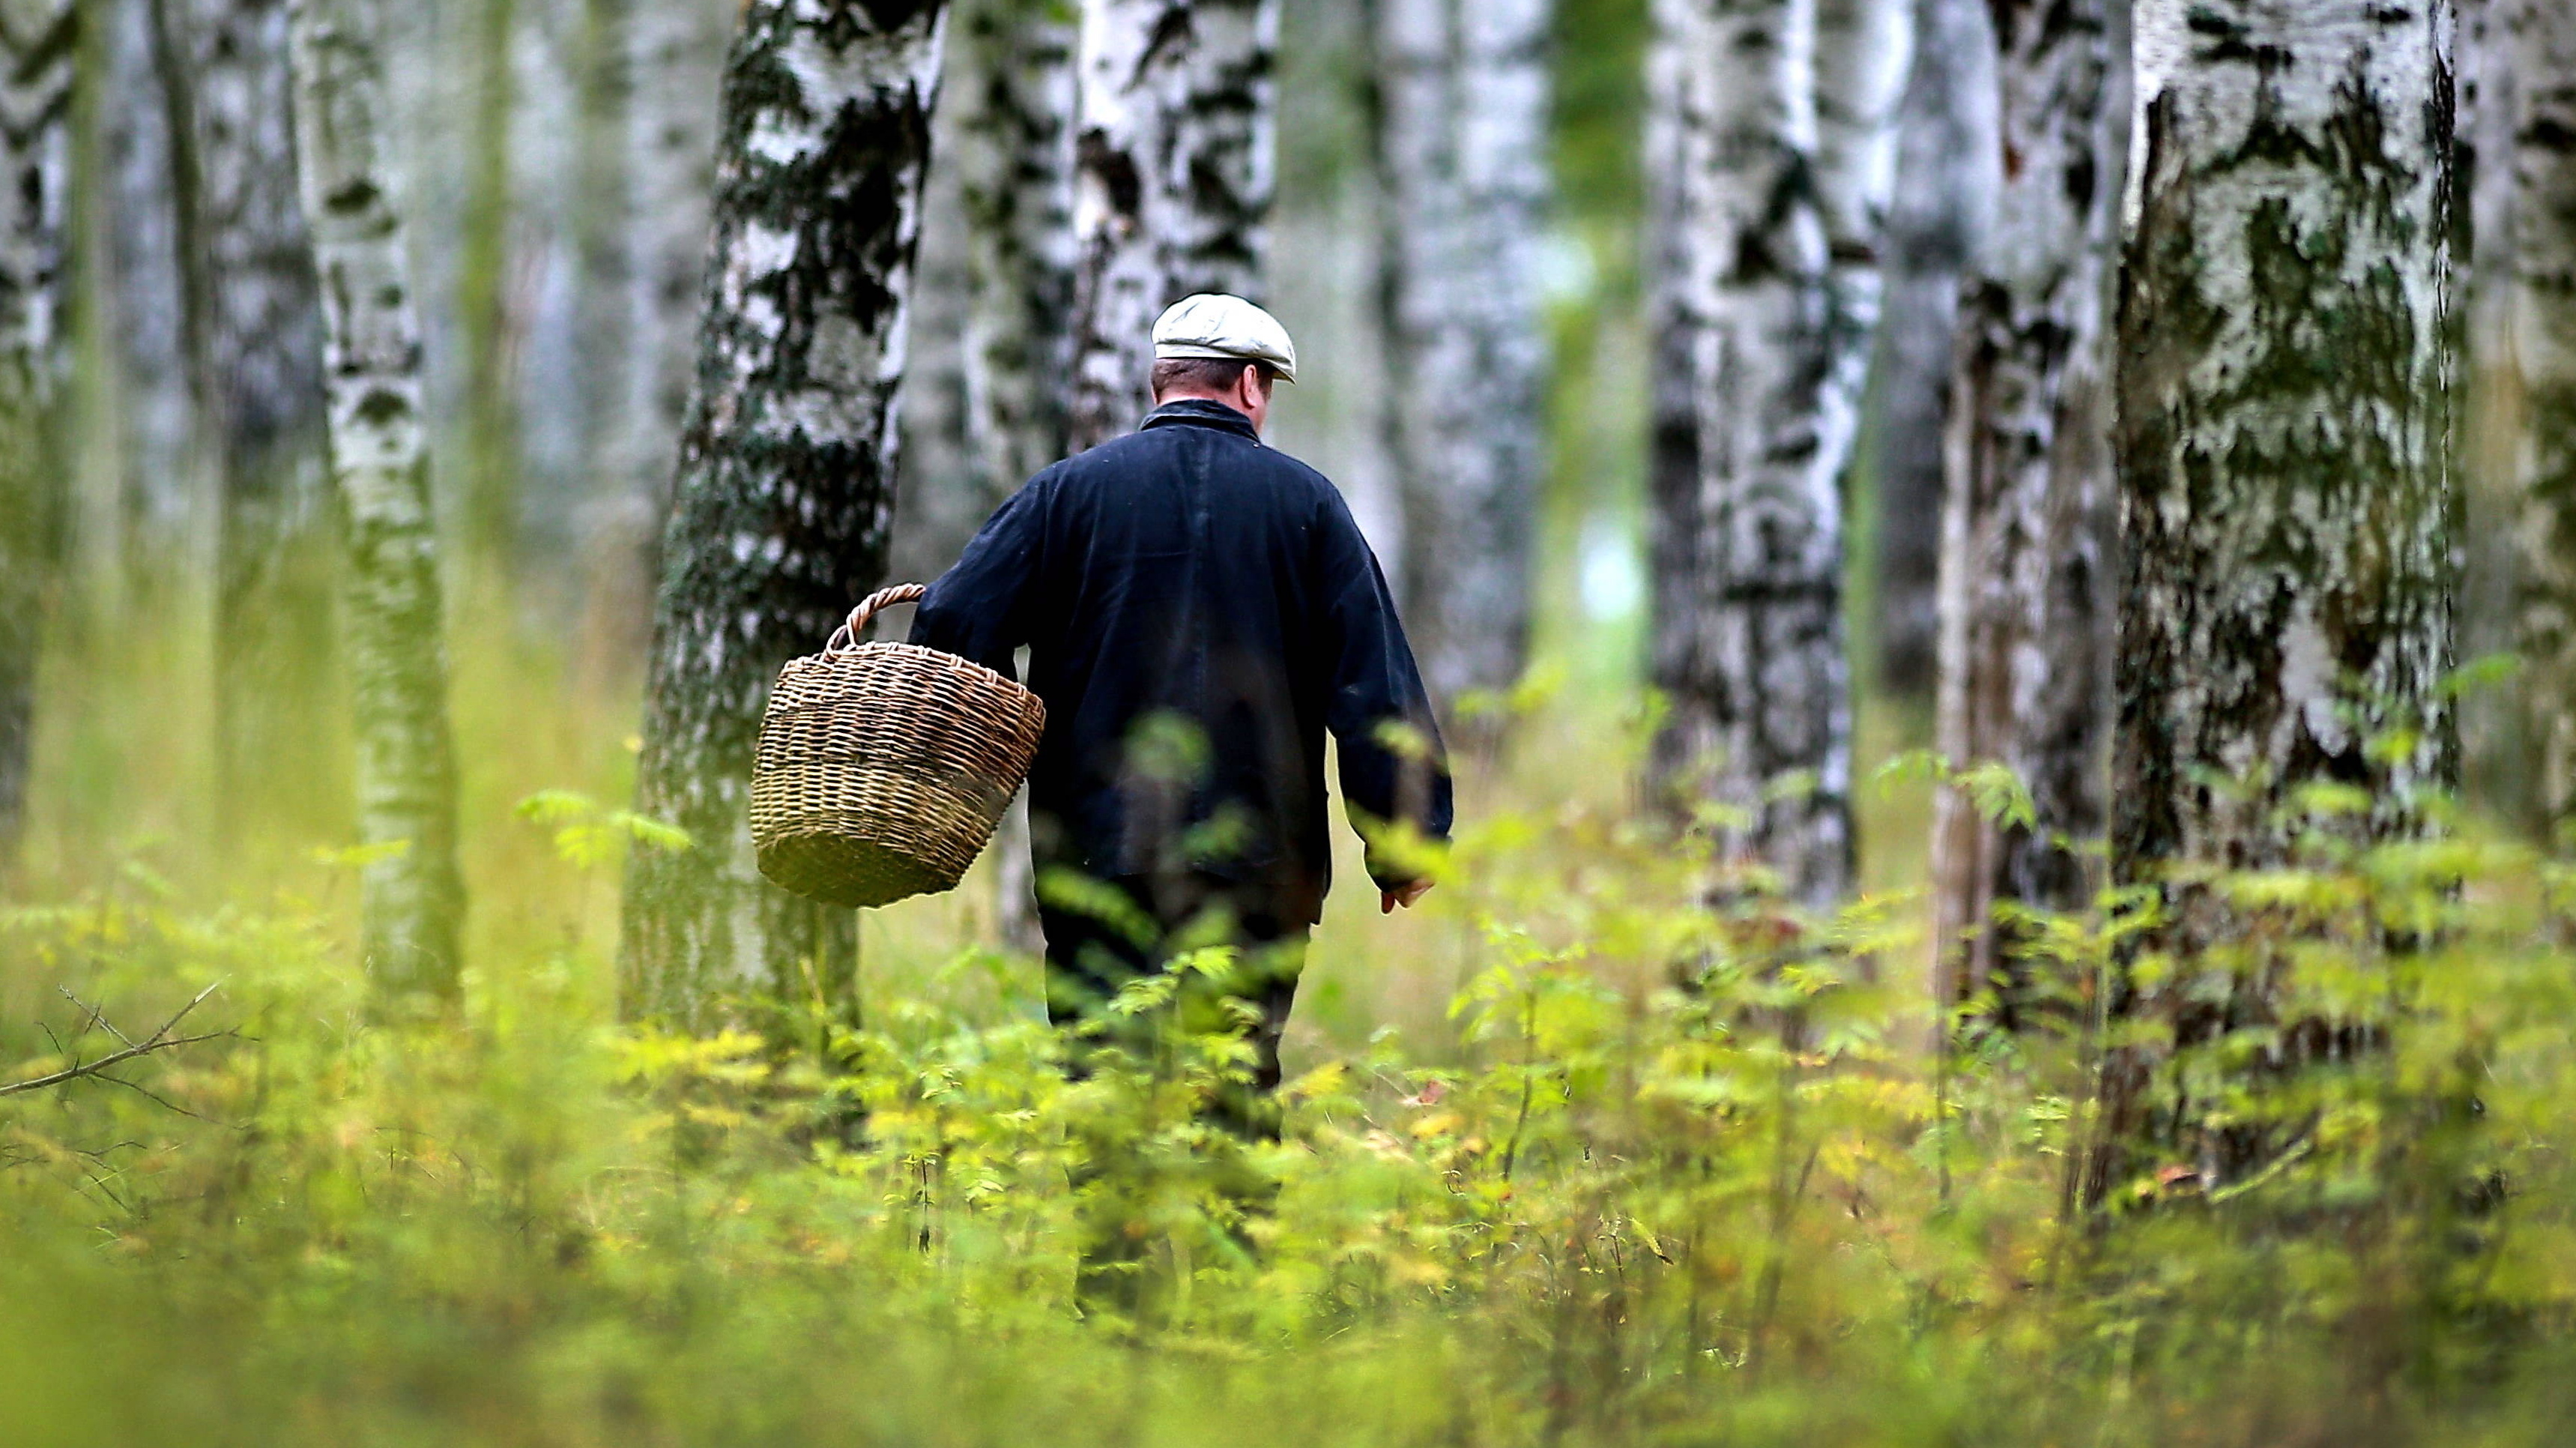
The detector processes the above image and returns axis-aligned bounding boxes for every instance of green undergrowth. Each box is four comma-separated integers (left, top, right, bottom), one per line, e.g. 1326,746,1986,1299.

10,752,2576,1447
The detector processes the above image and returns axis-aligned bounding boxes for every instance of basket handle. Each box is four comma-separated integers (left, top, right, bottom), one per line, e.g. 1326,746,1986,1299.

826,583,926,654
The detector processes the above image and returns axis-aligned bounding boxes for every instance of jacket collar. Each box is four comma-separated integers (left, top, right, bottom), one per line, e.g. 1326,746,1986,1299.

1139,397,1262,442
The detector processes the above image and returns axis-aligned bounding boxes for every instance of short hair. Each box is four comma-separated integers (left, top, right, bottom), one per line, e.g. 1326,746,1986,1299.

1150,356,1271,396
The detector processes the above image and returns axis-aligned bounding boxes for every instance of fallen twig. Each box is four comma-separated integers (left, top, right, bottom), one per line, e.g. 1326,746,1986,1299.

0,983,229,1099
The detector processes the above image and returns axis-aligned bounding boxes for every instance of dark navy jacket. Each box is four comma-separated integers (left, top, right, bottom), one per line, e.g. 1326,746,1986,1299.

910,398,1453,925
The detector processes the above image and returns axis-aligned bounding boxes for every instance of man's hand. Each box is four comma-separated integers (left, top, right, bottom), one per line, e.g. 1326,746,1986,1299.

1380,880,1435,914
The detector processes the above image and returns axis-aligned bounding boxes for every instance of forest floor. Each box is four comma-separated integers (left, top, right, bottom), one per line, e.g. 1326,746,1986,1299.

4,588,2570,1447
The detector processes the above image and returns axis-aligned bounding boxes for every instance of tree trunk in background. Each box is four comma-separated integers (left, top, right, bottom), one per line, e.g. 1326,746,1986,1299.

2088,0,2455,1204
100,0,199,584
566,0,637,658
1065,0,1278,451
158,0,334,852
1372,0,1550,712
286,0,468,995
1643,0,1693,777
613,0,729,555
958,0,1077,513
457,0,521,573
954,0,1075,956
557,0,726,698
621,0,947,1031
2452,0,2520,821
1646,0,1904,909
2512,0,2576,821
896,0,1075,579
1926,0,2120,1022
1812,0,1911,548
1871,0,1992,700
0,0,78,867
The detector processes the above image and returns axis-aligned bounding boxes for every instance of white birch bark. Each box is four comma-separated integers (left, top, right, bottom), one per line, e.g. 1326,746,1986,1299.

2510,0,2576,819
621,0,948,1028
1064,0,1278,450
1648,0,1902,908
1872,0,1994,697
1812,0,1911,483
0,0,77,863
1372,0,1551,708
1926,0,2121,1018
2093,0,2455,1198
286,0,468,995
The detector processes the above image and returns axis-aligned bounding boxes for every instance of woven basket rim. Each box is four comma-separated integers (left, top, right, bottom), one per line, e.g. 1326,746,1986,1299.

785,639,1038,701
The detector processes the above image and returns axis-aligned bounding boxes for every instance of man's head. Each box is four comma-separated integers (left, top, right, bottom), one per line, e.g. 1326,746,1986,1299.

1150,294,1295,432
1149,356,1278,430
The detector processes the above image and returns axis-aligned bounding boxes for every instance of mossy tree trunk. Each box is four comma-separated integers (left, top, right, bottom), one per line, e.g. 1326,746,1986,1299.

0,0,78,868
1644,0,1908,910
1926,0,2122,1021
1371,0,1550,712
620,0,947,1031
285,0,468,996
1064,0,1277,451
2087,0,2456,1203
2512,0,2576,820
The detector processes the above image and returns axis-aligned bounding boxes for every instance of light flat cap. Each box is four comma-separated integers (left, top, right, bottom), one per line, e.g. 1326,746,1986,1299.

1152,294,1298,383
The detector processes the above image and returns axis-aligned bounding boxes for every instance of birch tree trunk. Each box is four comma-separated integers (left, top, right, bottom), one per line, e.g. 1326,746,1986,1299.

1065,0,1278,451
286,0,468,995
1644,0,1695,776
567,0,636,627
101,0,198,581
2090,0,2455,1201
1872,0,1992,699
959,0,1076,507
2452,0,2521,818
1812,0,1911,492
1648,0,1904,908
161,0,333,846
1926,0,2121,1019
956,0,1074,956
620,0,947,1029
615,0,729,531
2511,0,2576,821
0,0,77,866
1372,0,1550,709
898,0,1075,579
457,0,521,572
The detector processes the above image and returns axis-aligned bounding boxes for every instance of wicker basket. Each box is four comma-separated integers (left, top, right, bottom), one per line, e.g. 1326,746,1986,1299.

749,585,1047,908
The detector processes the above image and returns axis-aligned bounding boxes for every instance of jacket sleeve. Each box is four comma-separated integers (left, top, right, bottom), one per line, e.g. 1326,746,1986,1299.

907,475,1048,678
1313,489,1454,890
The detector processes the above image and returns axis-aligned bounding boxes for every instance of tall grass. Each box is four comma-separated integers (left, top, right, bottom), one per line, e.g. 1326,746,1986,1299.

6,593,2575,1445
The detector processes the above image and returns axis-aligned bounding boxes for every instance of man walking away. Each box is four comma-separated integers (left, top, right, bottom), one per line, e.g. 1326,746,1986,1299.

910,294,1452,1129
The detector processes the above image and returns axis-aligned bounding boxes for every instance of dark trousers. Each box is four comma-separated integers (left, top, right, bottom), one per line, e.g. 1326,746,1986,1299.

1036,872,1309,1133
